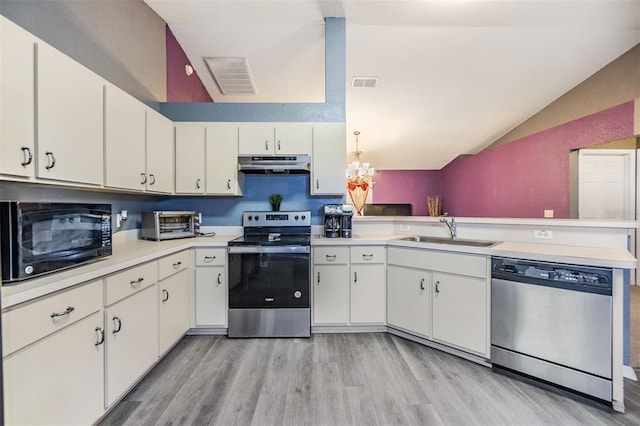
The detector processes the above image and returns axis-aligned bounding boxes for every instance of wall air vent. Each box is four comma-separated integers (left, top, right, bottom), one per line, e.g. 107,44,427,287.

204,57,257,95
352,77,378,88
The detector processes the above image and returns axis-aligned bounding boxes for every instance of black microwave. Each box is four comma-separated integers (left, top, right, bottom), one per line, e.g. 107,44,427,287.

1,202,112,283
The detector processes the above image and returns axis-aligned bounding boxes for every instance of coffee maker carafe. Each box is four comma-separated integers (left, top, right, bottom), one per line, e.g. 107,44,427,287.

323,204,342,238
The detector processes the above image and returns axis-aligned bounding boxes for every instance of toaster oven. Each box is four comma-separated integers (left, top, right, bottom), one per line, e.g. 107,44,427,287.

141,211,199,241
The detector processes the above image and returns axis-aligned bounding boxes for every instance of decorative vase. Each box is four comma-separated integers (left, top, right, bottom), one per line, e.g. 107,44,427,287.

271,203,280,212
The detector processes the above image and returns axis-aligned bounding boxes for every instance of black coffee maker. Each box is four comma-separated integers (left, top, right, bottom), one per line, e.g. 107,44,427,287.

340,204,353,238
323,204,342,238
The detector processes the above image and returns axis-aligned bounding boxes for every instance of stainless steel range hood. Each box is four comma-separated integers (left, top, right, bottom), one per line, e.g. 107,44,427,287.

238,155,311,174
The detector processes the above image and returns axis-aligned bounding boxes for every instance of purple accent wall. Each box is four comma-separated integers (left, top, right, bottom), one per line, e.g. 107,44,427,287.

166,25,213,102
373,170,441,216
440,101,635,218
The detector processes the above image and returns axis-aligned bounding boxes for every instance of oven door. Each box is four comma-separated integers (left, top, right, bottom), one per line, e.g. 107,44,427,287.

228,245,310,309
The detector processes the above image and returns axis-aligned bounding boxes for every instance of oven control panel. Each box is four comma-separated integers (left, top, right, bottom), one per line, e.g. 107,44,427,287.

243,211,311,227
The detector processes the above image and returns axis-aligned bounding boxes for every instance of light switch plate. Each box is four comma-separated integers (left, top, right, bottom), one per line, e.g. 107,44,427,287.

534,229,552,239
544,210,554,218
399,224,410,231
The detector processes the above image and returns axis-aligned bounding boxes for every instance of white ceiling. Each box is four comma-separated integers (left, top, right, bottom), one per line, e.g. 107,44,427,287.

145,0,640,170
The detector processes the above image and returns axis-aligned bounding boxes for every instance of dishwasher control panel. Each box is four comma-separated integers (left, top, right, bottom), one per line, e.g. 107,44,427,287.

492,257,612,294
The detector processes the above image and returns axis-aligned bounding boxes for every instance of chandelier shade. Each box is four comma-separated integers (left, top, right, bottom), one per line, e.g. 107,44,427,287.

346,131,374,216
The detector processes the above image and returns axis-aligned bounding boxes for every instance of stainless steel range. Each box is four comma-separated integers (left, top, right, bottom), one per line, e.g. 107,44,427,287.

227,211,311,338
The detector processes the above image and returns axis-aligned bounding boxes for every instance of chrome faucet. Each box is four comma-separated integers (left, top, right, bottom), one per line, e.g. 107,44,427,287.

439,217,456,239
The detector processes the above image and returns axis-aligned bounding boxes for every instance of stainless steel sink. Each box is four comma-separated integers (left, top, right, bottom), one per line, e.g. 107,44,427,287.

399,235,498,247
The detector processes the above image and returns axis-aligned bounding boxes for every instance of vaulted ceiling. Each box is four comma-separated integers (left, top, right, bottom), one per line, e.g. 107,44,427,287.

145,0,640,169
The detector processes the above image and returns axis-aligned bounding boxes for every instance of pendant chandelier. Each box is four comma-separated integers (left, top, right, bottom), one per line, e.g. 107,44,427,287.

346,131,374,216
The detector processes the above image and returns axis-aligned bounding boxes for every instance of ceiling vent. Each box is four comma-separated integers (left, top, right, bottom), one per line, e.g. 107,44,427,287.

352,77,378,88
204,57,257,95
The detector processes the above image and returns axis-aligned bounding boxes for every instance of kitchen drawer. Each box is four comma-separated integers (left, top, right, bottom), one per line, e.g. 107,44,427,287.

158,250,190,280
350,246,386,264
195,248,226,266
2,280,102,356
313,247,349,264
105,261,158,306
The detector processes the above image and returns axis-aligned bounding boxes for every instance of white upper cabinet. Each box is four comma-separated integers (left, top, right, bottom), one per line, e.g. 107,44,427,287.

146,109,174,194
238,123,311,156
206,123,243,195
104,84,146,191
311,123,346,195
175,124,206,194
36,39,104,186
0,17,36,178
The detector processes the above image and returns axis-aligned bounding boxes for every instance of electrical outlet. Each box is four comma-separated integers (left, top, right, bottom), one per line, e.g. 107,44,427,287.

116,213,122,228
544,210,554,218
399,224,410,231
534,229,552,239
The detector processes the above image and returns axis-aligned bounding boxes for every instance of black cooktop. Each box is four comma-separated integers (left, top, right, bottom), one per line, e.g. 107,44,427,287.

228,234,310,247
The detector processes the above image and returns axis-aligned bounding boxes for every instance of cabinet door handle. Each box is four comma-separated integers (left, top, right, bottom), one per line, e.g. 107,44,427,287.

94,327,105,346
51,306,75,319
277,140,281,151
435,281,440,293
141,172,147,184
420,278,425,291
112,316,122,334
162,289,170,302
130,277,144,287
149,174,156,185
204,255,216,262
227,179,231,190
217,273,222,285
196,178,201,189
265,140,269,151
173,261,182,268
325,254,337,261
45,151,56,169
317,271,321,283
21,146,33,166
354,271,358,283
316,179,319,190
362,254,373,260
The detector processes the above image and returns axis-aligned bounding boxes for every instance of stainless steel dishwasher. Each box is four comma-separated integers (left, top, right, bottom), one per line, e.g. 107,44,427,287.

491,257,613,401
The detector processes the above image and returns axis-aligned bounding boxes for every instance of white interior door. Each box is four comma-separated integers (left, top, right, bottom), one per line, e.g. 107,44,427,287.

578,149,635,220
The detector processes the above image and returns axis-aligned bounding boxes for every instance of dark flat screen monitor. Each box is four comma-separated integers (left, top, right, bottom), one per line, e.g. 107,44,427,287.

363,203,412,216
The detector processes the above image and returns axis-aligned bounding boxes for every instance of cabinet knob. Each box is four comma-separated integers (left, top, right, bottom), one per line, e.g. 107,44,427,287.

45,151,56,170
94,327,105,346
20,146,33,166
112,316,122,334
51,306,75,319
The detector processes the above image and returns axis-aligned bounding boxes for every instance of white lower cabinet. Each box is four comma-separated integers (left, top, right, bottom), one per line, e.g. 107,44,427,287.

158,252,191,355
2,280,105,425
194,248,227,327
313,264,350,324
105,283,158,407
387,265,431,337
350,246,386,324
432,272,488,355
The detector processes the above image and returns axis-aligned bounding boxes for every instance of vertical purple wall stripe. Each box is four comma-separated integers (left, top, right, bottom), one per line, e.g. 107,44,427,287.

373,101,634,218
440,101,634,218
166,25,213,103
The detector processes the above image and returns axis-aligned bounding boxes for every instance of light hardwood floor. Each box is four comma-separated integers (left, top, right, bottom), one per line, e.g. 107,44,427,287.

99,334,640,426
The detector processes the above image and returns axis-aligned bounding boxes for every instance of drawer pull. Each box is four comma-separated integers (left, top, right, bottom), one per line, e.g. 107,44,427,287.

173,261,182,268
420,278,425,291
362,254,374,260
217,273,222,285
44,151,56,169
354,271,358,283
204,255,216,262
130,277,144,286
325,254,337,261
21,146,33,166
149,174,156,185
140,172,147,185
94,327,105,346
317,271,321,283
227,179,231,190
51,306,75,319
162,289,170,302
435,281,440,293
112,316,122,334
